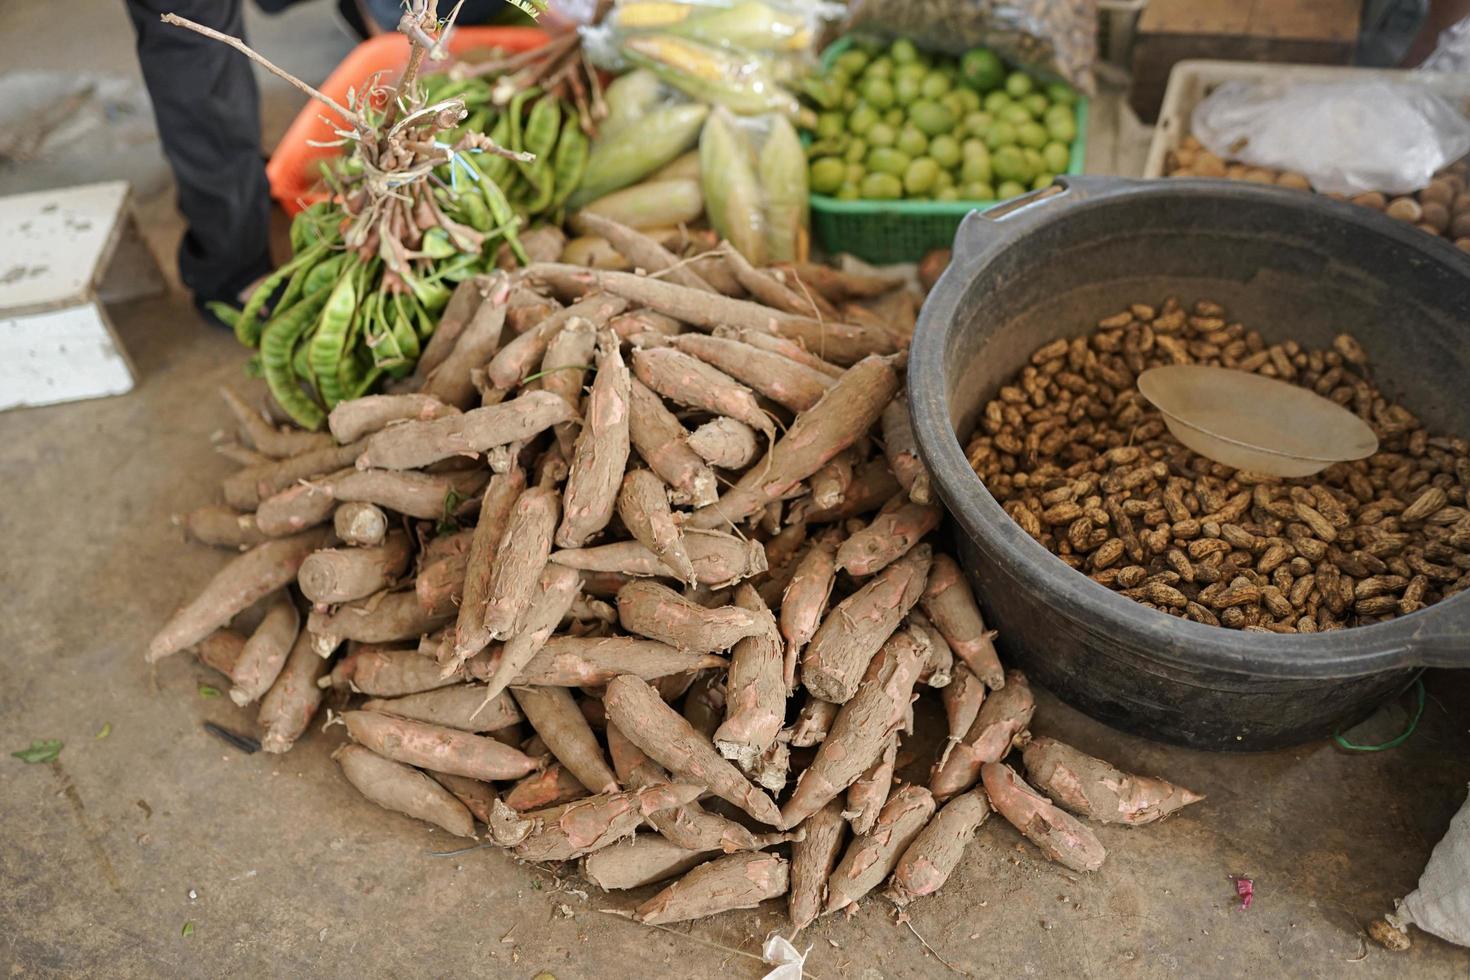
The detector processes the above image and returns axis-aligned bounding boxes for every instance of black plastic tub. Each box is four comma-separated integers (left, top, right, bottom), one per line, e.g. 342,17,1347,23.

909,176,1470,751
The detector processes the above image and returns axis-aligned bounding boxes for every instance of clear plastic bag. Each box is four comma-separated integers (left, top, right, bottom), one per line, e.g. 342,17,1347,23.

582,0,840,117
843,0,1097,92
607,0,842,54
1190,79,1470,196
1420,15,1470,72
583,0,841,67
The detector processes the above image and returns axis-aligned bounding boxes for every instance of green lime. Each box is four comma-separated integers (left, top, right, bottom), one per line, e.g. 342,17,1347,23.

827,67,851,91
864,57,893,80
1022,93,1050,117
1022,146,1045,175
835,182,861,201
843,138,867,163
836,49,869,75
802,77,840,110
1032,173,1054,191
960,48,1005,91
961,181,996,200
909,99,956,137
866,122,896,148
1004,71,1034,98
934,168,955,190
862,77,895,110
895,62,928,86
953,88,981,112
984,120,1016,150
1001,104,1033,127
816,112,845,139
1042,141,1070,173
983,90,1012,113
846,161,867,184
848,102,878,135
921,71,952,99
867,146,911,176
1046,81,1077,106
841,90,858,110
903,157,940,195
897,126,928,157
883,107,905,126
894,74,923,105
961,151,992,184
992,145,1034,183
936,186,960,201
941,92,968,119
860,171,903,199
809,157,845,194
964,111,994,137
1044,103,1074,124
1045,112,1077,144
1017,121,1048,149
929,134,961,169
996,179,1026,199
961,137,988,161
890,38,919,64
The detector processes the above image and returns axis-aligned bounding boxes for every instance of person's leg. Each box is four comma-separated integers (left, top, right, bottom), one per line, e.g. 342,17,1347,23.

126,0,272,314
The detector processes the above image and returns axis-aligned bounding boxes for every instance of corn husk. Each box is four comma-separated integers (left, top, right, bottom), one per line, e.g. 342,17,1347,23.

700,107,767,265
569,102,709,209
758,113,808,262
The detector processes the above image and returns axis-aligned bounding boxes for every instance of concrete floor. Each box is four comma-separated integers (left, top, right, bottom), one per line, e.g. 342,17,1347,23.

4,2,1470,976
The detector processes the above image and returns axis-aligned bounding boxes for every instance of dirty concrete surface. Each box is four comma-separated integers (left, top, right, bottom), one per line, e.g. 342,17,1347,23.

2,1,1469,976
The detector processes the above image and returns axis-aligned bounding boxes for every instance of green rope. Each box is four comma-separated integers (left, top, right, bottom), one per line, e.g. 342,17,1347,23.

1333,679,1426,752
519,364,594,386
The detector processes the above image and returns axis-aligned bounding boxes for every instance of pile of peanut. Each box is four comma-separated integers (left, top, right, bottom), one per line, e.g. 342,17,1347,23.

1165,136,1470,253
965,298,1470,632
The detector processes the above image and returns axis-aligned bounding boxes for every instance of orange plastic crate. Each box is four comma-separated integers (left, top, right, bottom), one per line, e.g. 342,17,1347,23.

266,26,550,215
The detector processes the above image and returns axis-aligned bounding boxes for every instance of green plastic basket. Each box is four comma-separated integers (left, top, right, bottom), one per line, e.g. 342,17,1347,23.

807,39,1090,265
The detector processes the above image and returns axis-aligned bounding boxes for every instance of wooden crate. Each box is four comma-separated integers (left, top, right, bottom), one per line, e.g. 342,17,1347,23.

1129,0,1359,122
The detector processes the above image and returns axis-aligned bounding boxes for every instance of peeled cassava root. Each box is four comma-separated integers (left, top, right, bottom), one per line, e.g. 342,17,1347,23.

151,252,1193,935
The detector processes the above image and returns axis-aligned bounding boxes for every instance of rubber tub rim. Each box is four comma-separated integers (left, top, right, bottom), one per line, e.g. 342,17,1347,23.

908,174,1470,681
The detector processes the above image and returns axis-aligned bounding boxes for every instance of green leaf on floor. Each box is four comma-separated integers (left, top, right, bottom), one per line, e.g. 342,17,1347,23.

96,722,112,740
12,739,63,764
182,921,194,937
198,684,222,699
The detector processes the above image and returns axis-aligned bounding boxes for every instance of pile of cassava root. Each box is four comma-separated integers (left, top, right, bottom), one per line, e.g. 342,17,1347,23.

967,298,1470,631
150,220,1201,929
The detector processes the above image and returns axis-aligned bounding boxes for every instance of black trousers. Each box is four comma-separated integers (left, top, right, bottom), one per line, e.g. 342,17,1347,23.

126,0,273,306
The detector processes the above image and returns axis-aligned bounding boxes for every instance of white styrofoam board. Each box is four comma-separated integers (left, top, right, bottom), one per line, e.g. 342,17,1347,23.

0,179,130,310
0,303,135,410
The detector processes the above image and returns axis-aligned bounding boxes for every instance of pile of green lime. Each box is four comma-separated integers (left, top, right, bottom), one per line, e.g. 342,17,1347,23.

801,39,1079,203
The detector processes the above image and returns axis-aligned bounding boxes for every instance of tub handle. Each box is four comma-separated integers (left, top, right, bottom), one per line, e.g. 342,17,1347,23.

954,175,1144,258
1403,628,1470,669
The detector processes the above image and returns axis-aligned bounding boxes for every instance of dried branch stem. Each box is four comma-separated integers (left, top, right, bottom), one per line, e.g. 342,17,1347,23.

160,13,363,128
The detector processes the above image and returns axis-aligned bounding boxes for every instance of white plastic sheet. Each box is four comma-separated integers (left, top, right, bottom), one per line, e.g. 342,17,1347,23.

1388,785,1470,948
759,933,810,980
1190,79,1470,195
